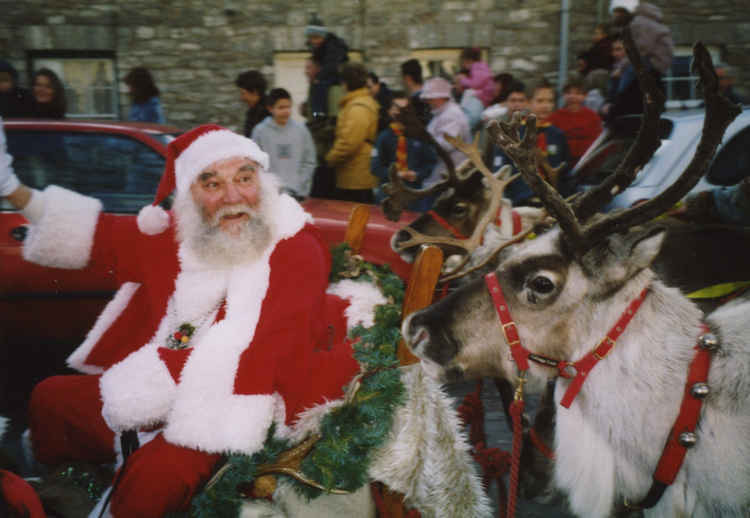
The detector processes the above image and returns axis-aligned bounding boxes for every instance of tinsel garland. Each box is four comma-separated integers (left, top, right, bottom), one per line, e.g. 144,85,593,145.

182,244,406,518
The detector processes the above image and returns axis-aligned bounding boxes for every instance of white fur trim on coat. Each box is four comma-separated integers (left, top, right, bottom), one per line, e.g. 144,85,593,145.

163,251,283,454
0,416,7,443
100,343,177,431
23,185,102,269
67,282,140,374
327,280,387,331
174,130,270,195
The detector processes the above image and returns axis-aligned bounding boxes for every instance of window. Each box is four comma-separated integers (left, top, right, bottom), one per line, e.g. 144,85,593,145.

664,46,719,110
4,130,164,213
28,50,119,119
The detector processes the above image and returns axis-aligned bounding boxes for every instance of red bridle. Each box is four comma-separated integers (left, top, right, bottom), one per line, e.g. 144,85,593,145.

484,272,650,407
426,208,523,242
483,272,715,510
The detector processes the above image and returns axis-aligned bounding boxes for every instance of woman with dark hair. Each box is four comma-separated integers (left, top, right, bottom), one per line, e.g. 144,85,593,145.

124,66,165,123
31,68,66,119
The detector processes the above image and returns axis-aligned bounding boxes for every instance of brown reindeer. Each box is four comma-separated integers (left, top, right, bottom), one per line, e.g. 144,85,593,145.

402,39,749,518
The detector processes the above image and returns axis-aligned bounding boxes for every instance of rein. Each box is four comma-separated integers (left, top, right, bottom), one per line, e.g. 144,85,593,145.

483,273,716,512
426,210,469,240
426,208,522,243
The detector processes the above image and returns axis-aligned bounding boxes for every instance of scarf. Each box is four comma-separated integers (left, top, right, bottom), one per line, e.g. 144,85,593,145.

390,122,408,172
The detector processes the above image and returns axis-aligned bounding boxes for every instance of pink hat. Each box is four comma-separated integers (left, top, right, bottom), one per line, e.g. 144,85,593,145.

421,77,453,99
137,124,269,235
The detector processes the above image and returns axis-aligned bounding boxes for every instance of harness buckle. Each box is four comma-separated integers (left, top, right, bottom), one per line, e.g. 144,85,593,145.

559,362,577,378
593,336,616,360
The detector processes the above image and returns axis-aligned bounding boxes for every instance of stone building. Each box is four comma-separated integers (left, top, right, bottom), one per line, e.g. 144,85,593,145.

1,0,748,130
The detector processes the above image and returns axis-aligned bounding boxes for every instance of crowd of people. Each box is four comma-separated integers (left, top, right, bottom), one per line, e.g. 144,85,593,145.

230,2,684,211
5,2,747,214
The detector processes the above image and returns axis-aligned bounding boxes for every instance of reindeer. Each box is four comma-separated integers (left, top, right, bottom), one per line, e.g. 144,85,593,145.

401,41,750,517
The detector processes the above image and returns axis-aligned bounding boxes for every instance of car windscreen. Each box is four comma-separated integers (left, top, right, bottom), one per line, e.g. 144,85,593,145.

3,130,165,213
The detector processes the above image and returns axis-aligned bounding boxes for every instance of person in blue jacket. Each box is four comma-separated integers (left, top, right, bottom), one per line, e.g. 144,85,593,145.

124,67,165,124
371,91,438,212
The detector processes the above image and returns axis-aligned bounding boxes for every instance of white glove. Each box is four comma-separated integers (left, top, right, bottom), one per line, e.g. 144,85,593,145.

0,121,20,197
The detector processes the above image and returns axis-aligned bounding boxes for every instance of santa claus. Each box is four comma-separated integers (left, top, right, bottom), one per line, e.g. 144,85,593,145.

0,123,370,516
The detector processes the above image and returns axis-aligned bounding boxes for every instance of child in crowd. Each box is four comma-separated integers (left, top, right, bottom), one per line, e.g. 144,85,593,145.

251,88,317,199
490,80,570,205
371,91,438,212
548,77,603,167
457,47,495,107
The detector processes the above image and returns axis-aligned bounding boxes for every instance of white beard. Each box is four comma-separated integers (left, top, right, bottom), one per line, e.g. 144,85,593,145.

174,176,279,268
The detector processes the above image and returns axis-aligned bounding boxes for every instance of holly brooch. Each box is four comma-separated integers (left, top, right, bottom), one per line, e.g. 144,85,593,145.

168,323,196,349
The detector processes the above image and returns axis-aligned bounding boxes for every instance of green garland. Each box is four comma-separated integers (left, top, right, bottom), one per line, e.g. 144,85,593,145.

185,244,405,518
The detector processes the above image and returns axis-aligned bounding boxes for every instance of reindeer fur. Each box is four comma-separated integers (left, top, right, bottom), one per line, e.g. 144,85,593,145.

405,228,750,517
250,364,492,518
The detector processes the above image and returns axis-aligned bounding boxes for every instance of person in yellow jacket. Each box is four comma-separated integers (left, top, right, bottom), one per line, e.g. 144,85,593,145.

325,62,379,203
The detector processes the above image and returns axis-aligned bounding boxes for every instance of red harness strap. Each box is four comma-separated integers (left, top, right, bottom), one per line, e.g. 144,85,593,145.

558,287,650,408
426,210,469,240
484,272,715,510
494,208,523,236
485,273,530,371
484,273,649,395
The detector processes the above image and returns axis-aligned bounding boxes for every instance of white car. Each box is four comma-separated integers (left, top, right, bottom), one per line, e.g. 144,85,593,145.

570,107,750,210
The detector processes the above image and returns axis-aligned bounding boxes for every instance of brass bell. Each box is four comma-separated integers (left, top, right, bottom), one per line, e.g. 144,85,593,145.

691,382,710,399
678,432,698,448
698,333,719,351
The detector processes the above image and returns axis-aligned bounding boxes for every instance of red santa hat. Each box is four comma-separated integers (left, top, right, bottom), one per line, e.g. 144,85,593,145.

137,124,270,235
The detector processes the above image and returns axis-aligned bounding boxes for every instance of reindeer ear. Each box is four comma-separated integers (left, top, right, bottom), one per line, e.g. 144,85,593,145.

581,227,665,292
628,227,666,271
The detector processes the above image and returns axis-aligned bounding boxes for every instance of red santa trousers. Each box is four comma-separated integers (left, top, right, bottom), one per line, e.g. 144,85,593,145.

29,375,221,517
0,469,46,518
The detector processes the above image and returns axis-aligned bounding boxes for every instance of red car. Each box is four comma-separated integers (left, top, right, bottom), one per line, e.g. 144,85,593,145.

0,120,415,416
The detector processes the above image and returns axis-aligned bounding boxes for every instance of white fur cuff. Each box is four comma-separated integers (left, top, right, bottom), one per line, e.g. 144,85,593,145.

100,345,176,432
165,393,282,455
22,185,102,269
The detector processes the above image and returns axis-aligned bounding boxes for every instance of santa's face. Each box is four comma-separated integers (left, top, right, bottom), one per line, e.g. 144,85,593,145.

190,156,262,236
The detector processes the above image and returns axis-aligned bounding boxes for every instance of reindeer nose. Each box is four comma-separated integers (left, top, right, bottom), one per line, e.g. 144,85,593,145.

402,313,429,352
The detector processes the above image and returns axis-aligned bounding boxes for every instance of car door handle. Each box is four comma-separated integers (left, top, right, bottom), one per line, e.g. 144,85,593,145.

10,225,28,242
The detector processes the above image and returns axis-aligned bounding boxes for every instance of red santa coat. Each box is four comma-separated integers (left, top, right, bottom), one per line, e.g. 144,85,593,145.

23,185,362,456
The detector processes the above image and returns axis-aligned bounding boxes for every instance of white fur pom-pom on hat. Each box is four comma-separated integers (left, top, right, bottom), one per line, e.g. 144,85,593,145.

137,123,269,235
137,204,170,235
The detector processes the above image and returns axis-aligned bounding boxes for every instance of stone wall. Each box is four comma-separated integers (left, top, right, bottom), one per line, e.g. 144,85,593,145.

1,0,748,130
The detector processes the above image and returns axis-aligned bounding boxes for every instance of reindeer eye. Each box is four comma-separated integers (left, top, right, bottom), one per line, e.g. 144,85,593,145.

530,275,555,294
452,203,469,217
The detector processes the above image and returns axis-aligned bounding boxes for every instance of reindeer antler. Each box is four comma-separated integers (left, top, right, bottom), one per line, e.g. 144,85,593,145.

488,112,588,251
381,103,464,221
571,27,666,222
582,41,742,243
392,132,524,280
382,159,474,221
488,38,741,256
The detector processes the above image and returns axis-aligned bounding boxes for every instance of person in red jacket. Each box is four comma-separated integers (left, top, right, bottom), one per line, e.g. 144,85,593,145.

548,77,603,167
0,124,373,517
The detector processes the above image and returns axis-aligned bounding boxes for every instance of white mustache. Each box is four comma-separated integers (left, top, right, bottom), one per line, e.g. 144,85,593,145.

210,204,256,225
